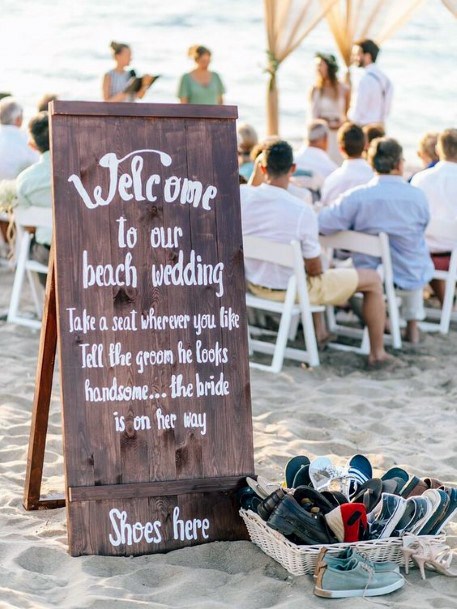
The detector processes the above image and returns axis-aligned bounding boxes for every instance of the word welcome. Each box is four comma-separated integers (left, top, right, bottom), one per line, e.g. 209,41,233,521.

68,149,218,211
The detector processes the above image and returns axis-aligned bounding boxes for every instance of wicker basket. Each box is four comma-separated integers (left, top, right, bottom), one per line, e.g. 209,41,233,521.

240,508,446,576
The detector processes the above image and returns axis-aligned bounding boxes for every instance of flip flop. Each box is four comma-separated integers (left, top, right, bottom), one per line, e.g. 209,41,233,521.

309,456,346,492
292,464,311,488
351,478,383,513
322,490,348,507
245,475,281,500
381,467,409,494
284,455,310,488
346,454,373,498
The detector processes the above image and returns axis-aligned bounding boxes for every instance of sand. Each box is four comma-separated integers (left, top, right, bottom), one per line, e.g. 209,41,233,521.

0,264,456,609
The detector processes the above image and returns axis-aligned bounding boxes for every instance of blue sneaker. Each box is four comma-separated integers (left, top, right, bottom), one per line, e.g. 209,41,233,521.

314,547,400,581
314,557,404,598
368,493,406,539
431,487,457,534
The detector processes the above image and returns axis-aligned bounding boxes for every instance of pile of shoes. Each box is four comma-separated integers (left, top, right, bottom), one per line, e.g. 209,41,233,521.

240,454,457,545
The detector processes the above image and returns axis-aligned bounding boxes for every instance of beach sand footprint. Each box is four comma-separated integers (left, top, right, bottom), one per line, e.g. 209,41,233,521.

15,546,72,576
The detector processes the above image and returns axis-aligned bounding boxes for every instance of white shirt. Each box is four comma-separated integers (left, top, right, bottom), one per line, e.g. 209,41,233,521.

16,151,52,245
240,183,320,289
347,64,393,126
320,158,374,207
411,161,457,252
0,125,39,179
293,145,338,191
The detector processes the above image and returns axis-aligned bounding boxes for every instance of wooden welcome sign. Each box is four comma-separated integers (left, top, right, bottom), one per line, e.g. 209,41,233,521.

24,101,254,556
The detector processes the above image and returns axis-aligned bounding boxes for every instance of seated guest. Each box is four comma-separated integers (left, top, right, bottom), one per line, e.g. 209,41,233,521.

0,97,39,179
293,119,338,194
320,123,374,206
248,136,313,207
240,139,389,365
237,123,258,181
16,112,51,286
37,93,58,112
319,137,434,343
416,131,439,170
411,128,457,304
363,123,385,152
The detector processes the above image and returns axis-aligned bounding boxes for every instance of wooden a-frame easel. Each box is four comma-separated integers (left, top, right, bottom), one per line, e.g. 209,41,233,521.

23,249,65,511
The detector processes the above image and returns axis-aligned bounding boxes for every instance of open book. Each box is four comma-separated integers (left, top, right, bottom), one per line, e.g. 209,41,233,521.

123,74,160,95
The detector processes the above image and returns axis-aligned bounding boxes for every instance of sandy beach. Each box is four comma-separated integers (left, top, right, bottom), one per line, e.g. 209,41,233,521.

0,264,456,609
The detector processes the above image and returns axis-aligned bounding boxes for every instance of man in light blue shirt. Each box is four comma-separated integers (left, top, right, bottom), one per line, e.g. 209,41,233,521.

319,137,434,343
16,111,51,285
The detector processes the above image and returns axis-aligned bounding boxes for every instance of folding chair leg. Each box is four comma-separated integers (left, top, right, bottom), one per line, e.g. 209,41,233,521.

439,277,456,334
7,232,31,324
288,314,300,341
270,290,295,373
302,309,320,367
28,269,44,318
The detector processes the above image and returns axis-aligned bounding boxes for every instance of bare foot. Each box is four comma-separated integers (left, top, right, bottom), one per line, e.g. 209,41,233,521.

405,321,420,344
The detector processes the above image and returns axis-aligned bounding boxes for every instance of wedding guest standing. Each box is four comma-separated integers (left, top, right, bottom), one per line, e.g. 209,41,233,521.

308,53,350,164
348,39,393,127
102,41,152,102
177,45,225,105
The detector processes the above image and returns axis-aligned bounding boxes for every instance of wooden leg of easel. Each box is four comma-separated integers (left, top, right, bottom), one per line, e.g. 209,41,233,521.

23,250,65,510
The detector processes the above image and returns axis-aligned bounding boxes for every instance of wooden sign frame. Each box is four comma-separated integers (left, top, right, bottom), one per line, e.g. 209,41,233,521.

24,101,255,555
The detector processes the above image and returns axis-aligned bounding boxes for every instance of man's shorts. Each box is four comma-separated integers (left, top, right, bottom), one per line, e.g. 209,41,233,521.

247,268,358,307
396,287,425,321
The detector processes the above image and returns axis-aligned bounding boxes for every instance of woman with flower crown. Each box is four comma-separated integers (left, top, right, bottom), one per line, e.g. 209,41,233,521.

308,53,350,165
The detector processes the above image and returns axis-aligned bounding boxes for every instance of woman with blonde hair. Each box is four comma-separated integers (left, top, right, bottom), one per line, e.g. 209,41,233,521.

102,41,153,102
308,53,350,164
177,45,225,105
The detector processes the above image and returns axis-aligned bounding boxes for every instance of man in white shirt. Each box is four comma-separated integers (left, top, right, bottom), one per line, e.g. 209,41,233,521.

0,97,39,179
320,123,374,206
411,128,457,304
240,139,389,365
348,39,393,127
293,120,338,195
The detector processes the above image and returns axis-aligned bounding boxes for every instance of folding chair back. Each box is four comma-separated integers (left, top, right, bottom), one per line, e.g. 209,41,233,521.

422,217,457,334
243,236,324,372
7,206,52,329
319,230,402,352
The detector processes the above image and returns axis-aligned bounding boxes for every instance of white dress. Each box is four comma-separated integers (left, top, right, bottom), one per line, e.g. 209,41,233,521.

308,84,348,165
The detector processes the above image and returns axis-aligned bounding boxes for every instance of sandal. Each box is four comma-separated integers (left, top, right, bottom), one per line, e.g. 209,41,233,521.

246,475,281,499
403,534,457,580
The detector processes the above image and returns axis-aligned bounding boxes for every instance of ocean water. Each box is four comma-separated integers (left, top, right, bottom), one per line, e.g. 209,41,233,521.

1,0,456,165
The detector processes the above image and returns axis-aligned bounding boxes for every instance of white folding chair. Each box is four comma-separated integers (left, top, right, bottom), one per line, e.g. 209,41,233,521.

421,218,457,334
243,236,325,373
7,206,52,329
319,231,402,353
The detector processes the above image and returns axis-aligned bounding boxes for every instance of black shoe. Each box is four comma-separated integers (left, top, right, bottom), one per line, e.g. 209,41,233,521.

257,488,286,521
267,495,337,544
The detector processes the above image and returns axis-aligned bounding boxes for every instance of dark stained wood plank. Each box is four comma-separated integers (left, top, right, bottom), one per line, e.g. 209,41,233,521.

23,254,58,511
68,474,251,502
51,100,238,120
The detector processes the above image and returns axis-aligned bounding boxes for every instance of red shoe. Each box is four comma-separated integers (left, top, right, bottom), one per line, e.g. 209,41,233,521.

325,502,368,542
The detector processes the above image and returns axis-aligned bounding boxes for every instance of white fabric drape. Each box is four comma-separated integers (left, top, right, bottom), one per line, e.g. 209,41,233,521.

264,0,338,135
323,0,425,68
442,0,457,17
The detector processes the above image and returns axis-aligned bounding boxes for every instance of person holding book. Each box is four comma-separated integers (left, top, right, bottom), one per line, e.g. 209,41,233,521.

102,41,154,102
177,45,225,105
